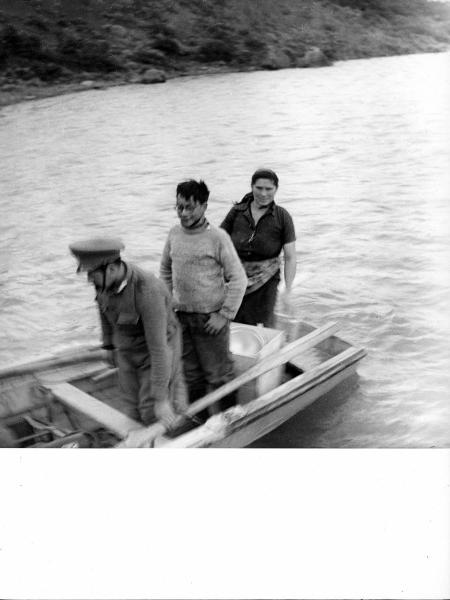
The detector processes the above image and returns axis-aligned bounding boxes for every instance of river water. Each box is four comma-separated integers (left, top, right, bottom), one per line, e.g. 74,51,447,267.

1,52,449,447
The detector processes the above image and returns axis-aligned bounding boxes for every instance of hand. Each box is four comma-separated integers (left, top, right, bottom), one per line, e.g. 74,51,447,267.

118,427,160,448
105,349,117,368
154,399,178,429
173,391,190,415
279,289,294,315
204,312,228,335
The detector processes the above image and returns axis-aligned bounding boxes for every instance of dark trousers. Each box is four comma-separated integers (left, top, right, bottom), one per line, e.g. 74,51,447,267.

234,272,280,328
115,347,153,423
115,325,187,426
177,312,236,418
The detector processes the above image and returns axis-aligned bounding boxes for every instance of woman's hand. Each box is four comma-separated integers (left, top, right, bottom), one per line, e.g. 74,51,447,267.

279,288,295,315
204,312,228,335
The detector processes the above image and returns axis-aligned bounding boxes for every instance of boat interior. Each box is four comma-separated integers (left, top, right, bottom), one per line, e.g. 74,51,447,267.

0,320,357,448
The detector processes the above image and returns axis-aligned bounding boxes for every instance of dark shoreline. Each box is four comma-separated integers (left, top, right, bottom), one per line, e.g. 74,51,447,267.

1,0,449,110
1,48,447,110
0,63,240,108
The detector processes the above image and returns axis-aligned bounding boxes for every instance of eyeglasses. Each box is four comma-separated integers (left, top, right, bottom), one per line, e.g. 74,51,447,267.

174,203,198,214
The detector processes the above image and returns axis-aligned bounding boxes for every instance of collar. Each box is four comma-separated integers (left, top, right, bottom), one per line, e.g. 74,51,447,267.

181,218,210,234
111,262,129,294
115,279,128,294
96,262,131,300
255,200,276,215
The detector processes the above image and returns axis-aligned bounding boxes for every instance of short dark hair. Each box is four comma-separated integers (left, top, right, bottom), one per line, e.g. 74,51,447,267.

251,168,279,188
176,179,210,204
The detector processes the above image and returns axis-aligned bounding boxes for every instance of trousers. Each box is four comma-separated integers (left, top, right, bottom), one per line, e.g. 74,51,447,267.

115,325,187,425
177,311,236,416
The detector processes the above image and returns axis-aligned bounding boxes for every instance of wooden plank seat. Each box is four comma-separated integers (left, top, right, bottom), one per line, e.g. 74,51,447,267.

47,383,144,439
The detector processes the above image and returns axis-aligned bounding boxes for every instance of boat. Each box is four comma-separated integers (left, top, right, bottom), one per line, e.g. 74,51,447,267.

0,318,366,448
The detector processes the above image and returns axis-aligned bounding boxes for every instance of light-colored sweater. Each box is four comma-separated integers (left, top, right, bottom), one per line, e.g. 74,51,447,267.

159,221,247,320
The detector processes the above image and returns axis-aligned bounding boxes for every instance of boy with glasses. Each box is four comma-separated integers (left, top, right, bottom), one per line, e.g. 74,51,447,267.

160,180,247,416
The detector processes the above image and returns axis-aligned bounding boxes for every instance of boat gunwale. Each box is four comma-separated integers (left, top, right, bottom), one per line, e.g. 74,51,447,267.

0,346,106,380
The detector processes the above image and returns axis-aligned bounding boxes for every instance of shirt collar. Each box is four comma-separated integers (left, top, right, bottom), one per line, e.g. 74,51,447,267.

115,279,128,294
240,197,276,215
262,201,276,215
181,218,209,234
113,262,129,294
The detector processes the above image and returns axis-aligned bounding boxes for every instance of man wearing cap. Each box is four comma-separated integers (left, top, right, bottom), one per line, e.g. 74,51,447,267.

69,238,187,428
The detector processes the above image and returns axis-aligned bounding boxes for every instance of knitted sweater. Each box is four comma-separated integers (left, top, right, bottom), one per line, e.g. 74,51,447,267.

159,221,247,320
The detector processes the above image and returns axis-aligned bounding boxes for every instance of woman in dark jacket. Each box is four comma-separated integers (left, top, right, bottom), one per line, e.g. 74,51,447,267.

220,168,297,327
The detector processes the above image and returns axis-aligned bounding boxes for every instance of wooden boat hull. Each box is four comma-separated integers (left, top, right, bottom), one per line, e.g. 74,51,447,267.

0,319,366,448
158,345,364,448
205,363,359,448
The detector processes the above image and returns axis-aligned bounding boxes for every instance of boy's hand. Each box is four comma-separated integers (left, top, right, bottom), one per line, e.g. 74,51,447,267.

204,312,228,335
154,399,178,429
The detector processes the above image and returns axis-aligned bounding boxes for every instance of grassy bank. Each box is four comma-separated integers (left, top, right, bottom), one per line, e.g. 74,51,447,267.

1,0,449,107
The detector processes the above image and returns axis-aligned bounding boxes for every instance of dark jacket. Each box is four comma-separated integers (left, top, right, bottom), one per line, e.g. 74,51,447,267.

96,262,179,403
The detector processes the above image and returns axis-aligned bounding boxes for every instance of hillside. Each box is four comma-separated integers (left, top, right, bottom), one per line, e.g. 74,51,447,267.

1,0,449,106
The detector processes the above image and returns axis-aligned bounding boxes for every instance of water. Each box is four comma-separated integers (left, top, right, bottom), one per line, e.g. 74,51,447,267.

1,52,449,447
